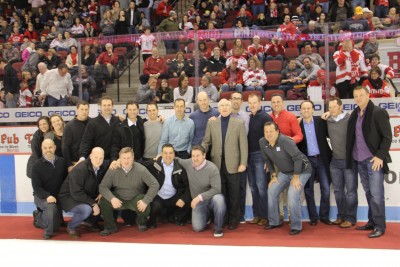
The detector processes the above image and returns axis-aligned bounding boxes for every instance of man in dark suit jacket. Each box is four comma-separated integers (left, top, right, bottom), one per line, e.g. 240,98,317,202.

142,144,191,228
298,100,332,226
202,98,248,230
125,1,141,34
346,86,392,238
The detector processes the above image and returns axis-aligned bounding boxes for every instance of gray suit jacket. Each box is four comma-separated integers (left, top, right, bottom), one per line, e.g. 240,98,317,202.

202,116,248,174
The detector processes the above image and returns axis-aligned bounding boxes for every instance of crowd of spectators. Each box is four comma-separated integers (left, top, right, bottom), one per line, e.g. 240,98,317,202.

0,0,399,109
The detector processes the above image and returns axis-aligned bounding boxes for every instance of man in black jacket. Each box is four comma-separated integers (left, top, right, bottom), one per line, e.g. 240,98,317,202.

58,147,106,238
31,139,67,240
142,144,191,228
110,100,145,165
346,86,392,238
79,96,119,168
298,100,332,226
0,58,19,108
62,101,90,173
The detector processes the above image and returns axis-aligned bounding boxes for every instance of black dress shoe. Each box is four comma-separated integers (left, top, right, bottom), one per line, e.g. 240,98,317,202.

368,229,384,238
264,223,283,230
80,222,101,232
356,223,374,231
33,211,40,228
290,229,302,235
320,219,332,225
42,233,52,240
99,229,117,236
309,219,318,226
228,223,238,230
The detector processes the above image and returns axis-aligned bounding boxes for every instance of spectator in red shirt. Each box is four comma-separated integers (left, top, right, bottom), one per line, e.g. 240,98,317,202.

220,58,244,93
94,43,118,79
142,47,168,79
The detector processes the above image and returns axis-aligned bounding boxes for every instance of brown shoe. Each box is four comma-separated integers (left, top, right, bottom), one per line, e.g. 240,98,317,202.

339,220,354,228
257,218,269,226
249,217,260,224
332,218,344,225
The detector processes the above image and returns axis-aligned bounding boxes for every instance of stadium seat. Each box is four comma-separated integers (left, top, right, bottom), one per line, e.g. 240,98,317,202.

168,77,179,88
284,47,299,59
319,46,335,58
265,60,283,73
57,50,68,60
266,73,282,89
212,76,221,87
264,89,285,101
242,90,262,102
219,91,233,100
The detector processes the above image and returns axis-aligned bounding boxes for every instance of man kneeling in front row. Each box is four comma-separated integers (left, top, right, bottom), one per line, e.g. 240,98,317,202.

98,147,159,236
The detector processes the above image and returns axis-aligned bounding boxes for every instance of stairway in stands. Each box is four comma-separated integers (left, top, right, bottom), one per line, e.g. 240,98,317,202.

103,0,192,105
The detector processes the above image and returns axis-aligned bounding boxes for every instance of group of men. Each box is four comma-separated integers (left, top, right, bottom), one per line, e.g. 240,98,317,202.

30,84,391,240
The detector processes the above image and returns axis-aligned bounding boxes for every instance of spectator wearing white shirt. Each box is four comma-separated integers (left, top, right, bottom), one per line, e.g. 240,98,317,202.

40,63,73,107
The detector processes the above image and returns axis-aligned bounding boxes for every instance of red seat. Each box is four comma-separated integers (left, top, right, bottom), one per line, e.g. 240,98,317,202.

319,46,335,58
242,90,262,102
168,77,179,89
212,76,221,87
164,54,176,63
188,77,199,87
264,89,285,101
266,73,282,89
114,46,127,56
265,60,283,73
219,91,233,100
284,47,299,59
329,71,336,84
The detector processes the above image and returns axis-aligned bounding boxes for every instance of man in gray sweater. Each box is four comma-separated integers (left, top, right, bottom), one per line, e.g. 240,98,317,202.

260,121,311,235
176,145,226,238
98,147,159,236
326,97,358,228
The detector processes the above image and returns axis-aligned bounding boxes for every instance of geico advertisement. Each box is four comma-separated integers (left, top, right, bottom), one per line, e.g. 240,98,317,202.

0,126,36,154
0,101,328,123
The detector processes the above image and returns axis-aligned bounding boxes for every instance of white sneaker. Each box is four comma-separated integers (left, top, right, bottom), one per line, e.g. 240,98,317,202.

214,230,223,238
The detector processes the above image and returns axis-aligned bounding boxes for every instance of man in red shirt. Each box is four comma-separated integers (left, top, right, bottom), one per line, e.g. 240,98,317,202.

94,43,118,79
142,47,168,80
269,94,303,223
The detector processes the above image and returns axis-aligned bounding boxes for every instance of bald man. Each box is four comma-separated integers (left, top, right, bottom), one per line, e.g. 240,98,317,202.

31,139,67,240
201,99,248,230
58,147,107,238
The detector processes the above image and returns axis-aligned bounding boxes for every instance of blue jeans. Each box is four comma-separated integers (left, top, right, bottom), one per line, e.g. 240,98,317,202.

252,4,265,18
247,151,269,219
266,55,283,63
34,195,62,235
47,95,68,107
245,85,264,98
164,40,180,54
352,0,365,7
221,83,243,93
374,6,389,18
5,92,19,108
268,170,311,230
319,2,330,13
68,204,93,230
192,194,226,232
239,170,247,219
330,158,358,223
305,156,331,221
357,157,386,232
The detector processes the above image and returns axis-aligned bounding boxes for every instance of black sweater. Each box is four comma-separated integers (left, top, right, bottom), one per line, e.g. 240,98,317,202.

62,117,90,167
31,157,67,199
79,115,119,160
